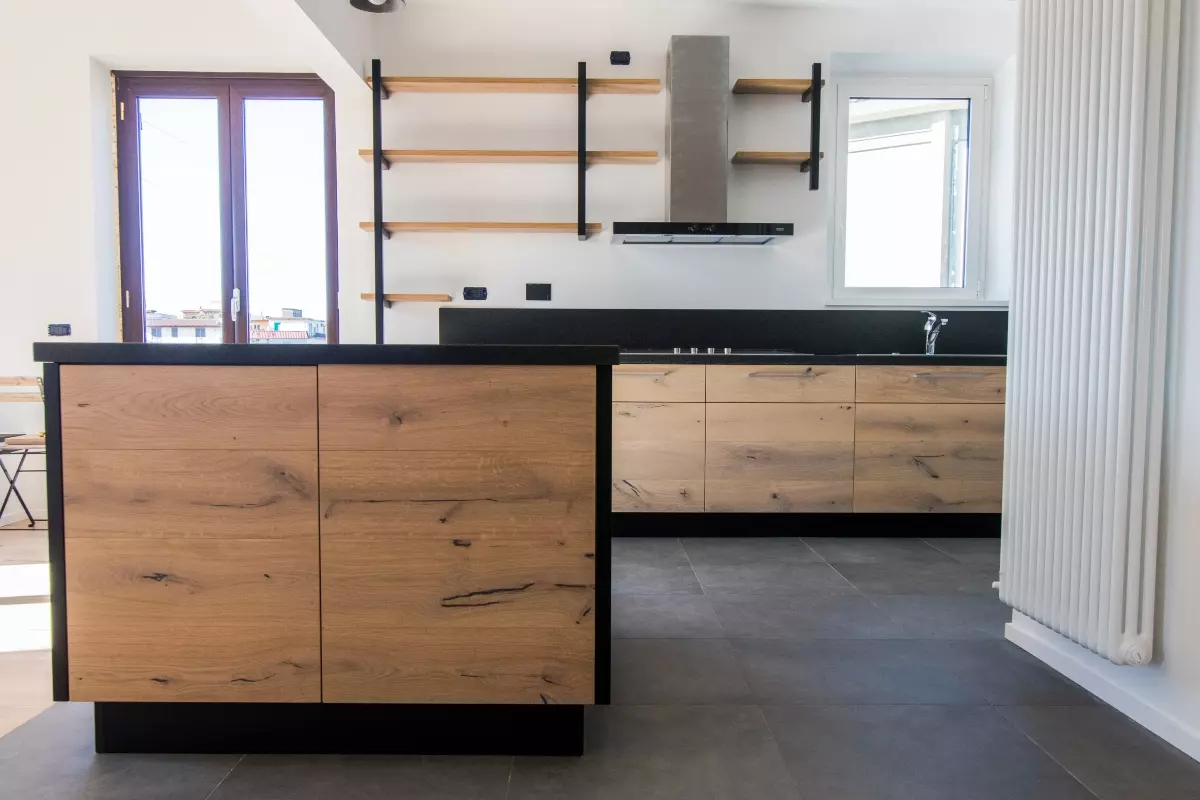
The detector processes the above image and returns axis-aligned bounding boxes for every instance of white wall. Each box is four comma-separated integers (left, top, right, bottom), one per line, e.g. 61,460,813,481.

356,0,1016,345
0,0,372,521
1006,0,1200,761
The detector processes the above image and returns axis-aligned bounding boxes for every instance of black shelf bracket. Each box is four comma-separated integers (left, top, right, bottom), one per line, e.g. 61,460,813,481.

577,61,587,241
371,57,386,343
806,62,822,191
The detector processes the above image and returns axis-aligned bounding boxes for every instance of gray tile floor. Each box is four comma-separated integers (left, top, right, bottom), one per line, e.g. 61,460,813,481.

3,536,1200,799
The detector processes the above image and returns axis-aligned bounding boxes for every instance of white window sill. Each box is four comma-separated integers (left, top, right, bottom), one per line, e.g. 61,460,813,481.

825,297,1009,309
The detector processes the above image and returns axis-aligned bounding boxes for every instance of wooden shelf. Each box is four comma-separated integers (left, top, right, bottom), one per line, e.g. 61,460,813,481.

732,151,824,170
732,78,823,97
360,221,603,236
358,149,658,167
360,293,453,303
369,76,661,95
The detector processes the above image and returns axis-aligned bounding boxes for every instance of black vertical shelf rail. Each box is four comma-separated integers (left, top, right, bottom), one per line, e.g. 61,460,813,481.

577,61,587,240
804,62,822,191
371,58,387,344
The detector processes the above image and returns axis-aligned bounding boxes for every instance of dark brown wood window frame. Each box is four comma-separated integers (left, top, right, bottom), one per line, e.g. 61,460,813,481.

115,72,339,344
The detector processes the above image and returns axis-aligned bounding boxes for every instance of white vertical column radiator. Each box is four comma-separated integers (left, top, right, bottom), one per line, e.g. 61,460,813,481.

1001,0,1181,665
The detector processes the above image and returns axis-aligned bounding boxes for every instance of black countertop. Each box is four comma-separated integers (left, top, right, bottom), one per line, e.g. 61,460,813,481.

619,352,1007,366
33,343,620,367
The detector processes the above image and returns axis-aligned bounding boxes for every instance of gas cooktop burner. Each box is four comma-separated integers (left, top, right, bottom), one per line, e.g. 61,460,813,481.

621,348,811,357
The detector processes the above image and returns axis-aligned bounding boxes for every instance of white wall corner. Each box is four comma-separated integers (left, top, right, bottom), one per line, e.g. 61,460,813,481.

1007,612,1200,763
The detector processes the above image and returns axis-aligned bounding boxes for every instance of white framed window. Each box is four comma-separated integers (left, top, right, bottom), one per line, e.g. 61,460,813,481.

830,77,992,304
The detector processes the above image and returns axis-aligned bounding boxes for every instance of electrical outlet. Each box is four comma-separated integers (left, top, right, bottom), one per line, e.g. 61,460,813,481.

463,287,487,301
610,51,631,66
526,283,551,301
47,324,72,337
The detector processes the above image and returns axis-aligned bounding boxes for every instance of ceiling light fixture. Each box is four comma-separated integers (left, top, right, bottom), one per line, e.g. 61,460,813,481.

350,0,403,13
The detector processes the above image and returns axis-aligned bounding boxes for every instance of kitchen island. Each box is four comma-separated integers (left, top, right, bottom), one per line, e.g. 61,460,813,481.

33,343,616,755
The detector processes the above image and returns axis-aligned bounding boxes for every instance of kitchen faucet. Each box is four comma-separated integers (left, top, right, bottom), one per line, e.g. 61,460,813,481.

922,311,949,355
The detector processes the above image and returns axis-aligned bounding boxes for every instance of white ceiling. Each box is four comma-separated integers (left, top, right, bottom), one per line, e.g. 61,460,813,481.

400,0,1014,7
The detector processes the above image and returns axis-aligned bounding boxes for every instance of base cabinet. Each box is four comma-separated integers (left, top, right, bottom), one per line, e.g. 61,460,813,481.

60,366,321,702
318,365,598,704
612,364,1006,514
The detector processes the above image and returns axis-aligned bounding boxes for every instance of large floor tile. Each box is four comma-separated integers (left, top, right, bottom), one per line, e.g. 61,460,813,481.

612,538,702,595
0,702,238,800
613,562,703,595
0,650,50,706
509,706,801,800
937,641,1095,705
209,755,512,800
0,527,47,566
612,639,751,705
764,704,1095,800
680,538,820,566
999,705,1200,800
832,561,998,596
922,537,1002,567
0,705,44,739
612,537,688,564
692,562,856,596
733,639,987,705
612,593,723,639
802,537,958,564
873,594,1012,639
709,592,904,640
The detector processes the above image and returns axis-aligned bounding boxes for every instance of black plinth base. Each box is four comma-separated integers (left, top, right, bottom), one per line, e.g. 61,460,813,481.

612,512,1002,538
93,702,585,756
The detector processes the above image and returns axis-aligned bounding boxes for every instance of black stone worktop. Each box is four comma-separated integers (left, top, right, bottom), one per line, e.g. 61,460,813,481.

619,352,1007,366
32,343,620,367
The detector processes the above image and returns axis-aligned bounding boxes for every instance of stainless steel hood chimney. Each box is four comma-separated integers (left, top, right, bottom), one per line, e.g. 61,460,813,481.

612,35,793,245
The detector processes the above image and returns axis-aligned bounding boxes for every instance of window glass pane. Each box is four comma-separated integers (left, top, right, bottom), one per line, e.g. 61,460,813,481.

138,97,224,343
244,98,329,344
844,98,970,289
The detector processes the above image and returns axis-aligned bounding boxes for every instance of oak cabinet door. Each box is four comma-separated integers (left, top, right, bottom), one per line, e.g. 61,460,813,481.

612,364,705,402
853,403,1005,513
612,402,705,512
704,403,855,512
61,365,320,702
705,364,854,403
855,366,1007,403
319,365,597,704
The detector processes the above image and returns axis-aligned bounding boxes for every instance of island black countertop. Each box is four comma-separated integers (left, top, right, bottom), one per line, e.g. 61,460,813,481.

33,343,620,367
619,351,1007,366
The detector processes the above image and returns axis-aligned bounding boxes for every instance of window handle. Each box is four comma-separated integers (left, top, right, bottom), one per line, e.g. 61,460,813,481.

231,288,241,322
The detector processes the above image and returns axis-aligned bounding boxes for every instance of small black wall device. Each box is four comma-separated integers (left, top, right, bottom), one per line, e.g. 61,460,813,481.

463,287,487,301
526,283,552,301
609,51,631,66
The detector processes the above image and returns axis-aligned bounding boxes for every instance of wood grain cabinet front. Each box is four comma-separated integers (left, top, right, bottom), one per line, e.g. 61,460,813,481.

705,403,855,512
853,379,1006,514
612,364,705,402
317,365,597,705
611,402,705,512
855,366,1007,403
60,365,320,703
705,365,854,403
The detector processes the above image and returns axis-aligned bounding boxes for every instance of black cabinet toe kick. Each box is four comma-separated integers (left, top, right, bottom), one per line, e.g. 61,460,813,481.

612,513,1001,538
93,702,585,755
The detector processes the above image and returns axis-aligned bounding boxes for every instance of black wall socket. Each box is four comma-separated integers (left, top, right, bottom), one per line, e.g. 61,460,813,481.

47,323,72,336
526,283,552,301
610,51,631,66
463,287,487,301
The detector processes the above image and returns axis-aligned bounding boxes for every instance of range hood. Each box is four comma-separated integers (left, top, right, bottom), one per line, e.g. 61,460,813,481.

612,36,794,246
